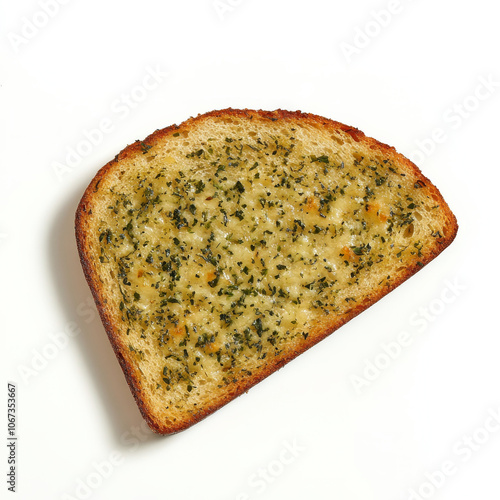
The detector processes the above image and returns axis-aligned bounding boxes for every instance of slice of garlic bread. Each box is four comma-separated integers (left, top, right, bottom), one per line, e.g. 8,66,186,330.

75,109,457,434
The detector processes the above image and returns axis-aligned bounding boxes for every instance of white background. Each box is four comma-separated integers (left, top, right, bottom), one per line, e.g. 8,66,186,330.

2,1,499,499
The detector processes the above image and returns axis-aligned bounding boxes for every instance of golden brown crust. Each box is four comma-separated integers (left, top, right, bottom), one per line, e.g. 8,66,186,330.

75,108,458,434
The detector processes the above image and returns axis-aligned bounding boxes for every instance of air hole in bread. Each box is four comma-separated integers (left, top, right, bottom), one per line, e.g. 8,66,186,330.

414,211,422,221
403,223,414,238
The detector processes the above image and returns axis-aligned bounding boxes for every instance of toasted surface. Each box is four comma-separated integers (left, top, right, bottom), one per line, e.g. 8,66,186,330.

76,109,457,434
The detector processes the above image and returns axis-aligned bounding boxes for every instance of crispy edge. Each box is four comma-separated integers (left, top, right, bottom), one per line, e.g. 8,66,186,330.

75,108,458,434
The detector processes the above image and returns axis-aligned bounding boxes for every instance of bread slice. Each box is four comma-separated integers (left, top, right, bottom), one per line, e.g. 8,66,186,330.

75,109,457,434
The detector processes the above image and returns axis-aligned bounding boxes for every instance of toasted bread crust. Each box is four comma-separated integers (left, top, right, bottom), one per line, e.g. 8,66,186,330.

75,108,458,434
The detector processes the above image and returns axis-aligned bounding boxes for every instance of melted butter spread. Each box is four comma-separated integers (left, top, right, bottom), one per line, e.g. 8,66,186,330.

96,131,427,403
